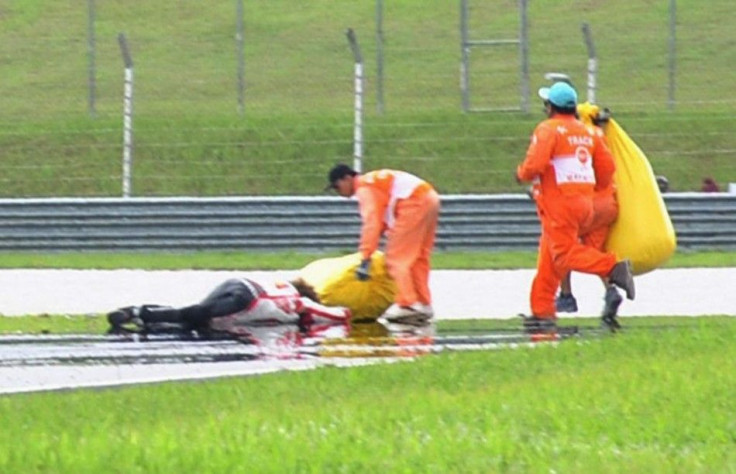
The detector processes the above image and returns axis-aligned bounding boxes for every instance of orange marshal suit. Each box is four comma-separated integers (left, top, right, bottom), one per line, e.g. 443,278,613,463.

517,115,618,318
354,170,440,307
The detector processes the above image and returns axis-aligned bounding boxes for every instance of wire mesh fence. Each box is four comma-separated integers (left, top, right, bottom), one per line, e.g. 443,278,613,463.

0,0,734,197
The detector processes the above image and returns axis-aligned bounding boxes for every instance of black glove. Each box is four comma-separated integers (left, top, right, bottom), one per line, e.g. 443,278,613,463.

593,107,612,127
355,259,371,281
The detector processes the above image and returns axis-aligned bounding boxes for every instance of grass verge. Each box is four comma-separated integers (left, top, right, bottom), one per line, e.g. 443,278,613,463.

0,317,734,472
1,250,736,270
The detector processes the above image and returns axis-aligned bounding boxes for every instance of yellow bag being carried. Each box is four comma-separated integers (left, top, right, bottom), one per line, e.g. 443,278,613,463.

299,252,396,320
578,103,677,275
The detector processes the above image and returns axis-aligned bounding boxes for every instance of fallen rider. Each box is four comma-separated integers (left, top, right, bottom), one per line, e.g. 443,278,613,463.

107,277,351,339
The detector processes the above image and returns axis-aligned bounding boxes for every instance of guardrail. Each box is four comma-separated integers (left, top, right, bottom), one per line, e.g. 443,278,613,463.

0,193,734,252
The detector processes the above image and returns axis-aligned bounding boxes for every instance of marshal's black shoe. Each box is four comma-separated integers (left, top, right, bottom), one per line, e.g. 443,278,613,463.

601,286,623,332
555,293,578,313
609,259,635,300
520,314,558,334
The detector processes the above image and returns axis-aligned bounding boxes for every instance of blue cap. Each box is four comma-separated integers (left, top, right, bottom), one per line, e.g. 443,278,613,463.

538,82,578,108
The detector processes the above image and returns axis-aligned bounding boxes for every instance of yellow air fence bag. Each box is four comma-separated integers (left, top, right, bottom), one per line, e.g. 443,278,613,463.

578,103,677,275
299,251,396,320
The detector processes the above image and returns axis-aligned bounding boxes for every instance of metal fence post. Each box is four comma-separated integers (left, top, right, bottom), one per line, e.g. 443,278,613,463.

460,0,527,112
87,0,96,118
346,28,364,173
581,23,597,104
668,0,677,110
518,0,529,113
375,0,385,115
459,0,470,112
236,0,245,115
118,33,134,198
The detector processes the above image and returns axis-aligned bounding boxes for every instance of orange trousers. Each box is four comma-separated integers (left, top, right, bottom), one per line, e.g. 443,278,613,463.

531,194,617,317
385,189,440,306
581,192,618,250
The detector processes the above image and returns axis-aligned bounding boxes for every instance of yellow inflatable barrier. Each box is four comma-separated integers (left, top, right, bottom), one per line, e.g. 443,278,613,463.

578,103,677,275
299,252,397,320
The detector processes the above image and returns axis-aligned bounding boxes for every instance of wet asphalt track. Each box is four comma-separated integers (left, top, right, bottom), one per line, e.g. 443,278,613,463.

1,268,734,394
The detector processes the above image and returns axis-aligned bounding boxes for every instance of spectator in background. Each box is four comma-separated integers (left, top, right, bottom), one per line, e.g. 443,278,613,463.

656,175,670,193
701,177,720,193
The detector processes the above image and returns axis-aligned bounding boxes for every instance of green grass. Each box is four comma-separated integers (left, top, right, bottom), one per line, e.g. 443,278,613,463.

1,247,731,472
1,317,734,472
0,249,735,270
1,3,734,470
0,314,105,335
1,1,735,196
